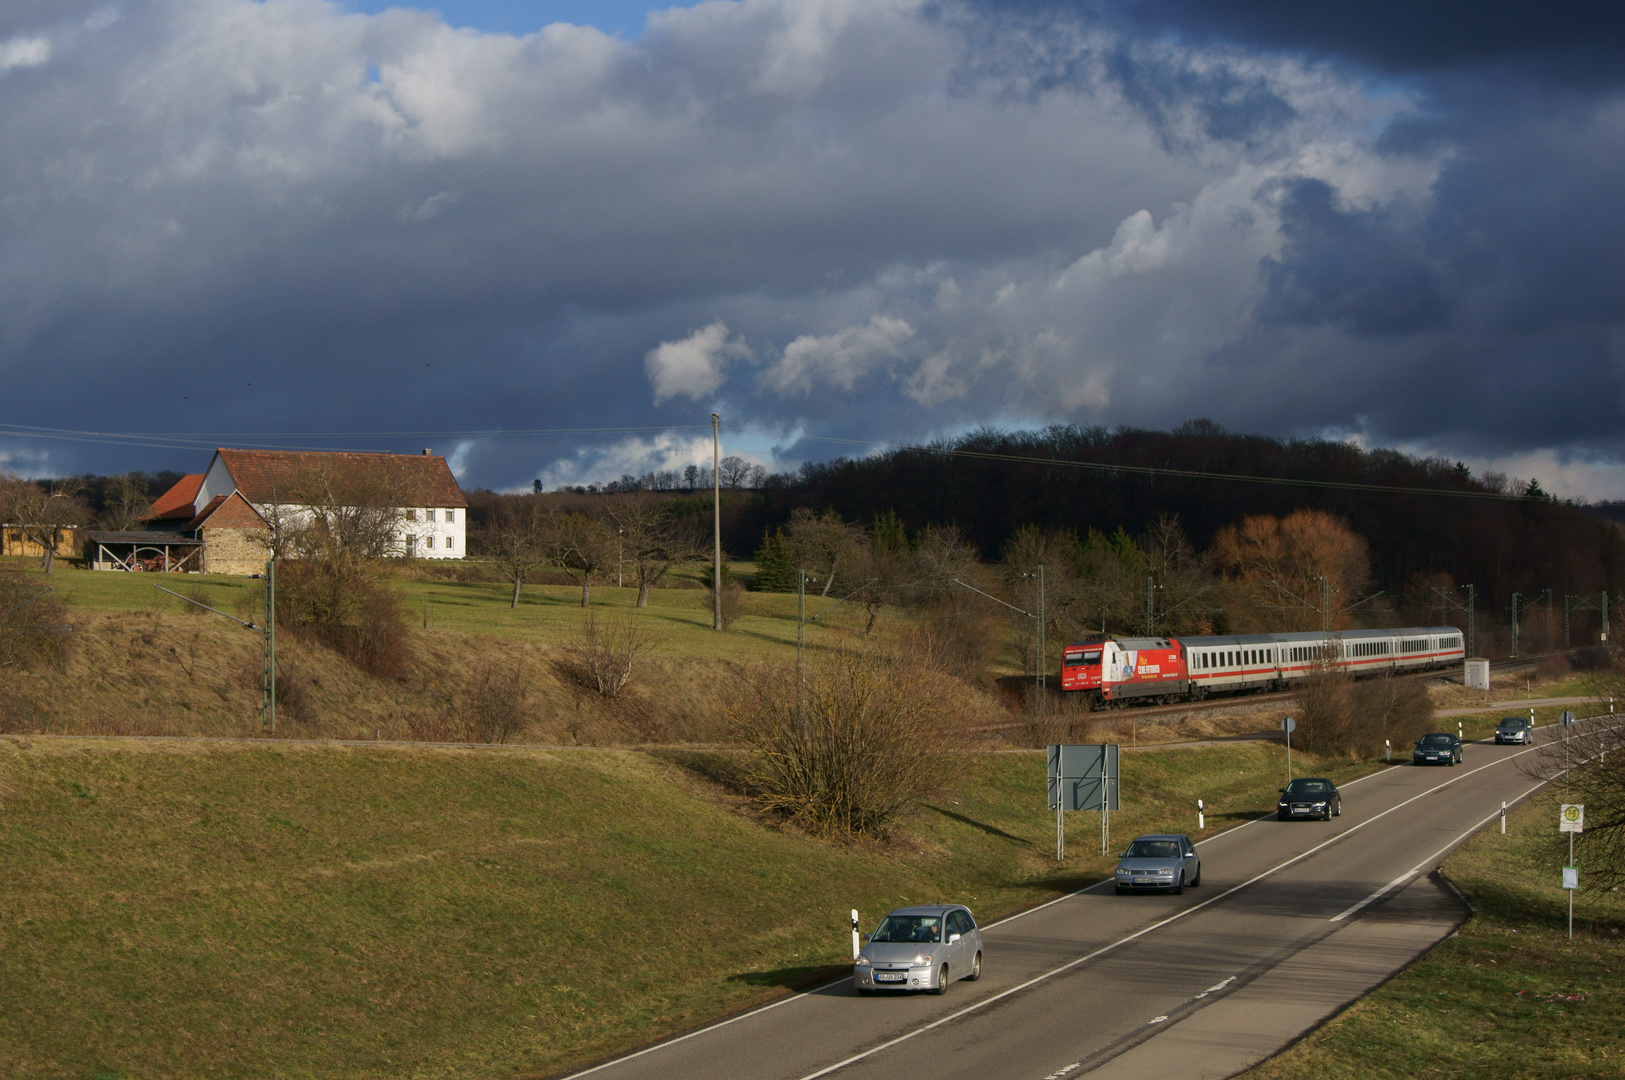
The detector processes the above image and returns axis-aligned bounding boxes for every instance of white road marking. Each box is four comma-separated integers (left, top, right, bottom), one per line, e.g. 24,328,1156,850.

1329,776,1550,922
1148,1015,1169,1025
789,744,1547,1080
1194,976,1235,999
1041,1063,1082,1079
560,736,1562,1080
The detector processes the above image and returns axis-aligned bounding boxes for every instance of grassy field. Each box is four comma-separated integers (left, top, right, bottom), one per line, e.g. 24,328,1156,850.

1240,785,1624,1080
2,735,1367,1080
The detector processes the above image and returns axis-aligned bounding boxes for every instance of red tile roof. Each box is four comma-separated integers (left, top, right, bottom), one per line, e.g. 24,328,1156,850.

185,492,268,532
216,449,467,508
148,474,205,521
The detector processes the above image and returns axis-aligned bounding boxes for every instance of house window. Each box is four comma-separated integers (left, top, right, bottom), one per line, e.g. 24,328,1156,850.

445,536,454,550
405,535,416,557
445,509,455,523
404,509,416,521
427,509,436,522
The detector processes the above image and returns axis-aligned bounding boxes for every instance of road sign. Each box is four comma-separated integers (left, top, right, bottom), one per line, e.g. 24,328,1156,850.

1561,710,1576,726
1281,717,1296,733
1560,804,1585,833
1563,867,1578,890
1047,744,1120,812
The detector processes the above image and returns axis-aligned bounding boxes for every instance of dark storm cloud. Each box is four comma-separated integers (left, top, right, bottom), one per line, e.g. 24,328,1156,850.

983,0,1625,82
1,0,1624,497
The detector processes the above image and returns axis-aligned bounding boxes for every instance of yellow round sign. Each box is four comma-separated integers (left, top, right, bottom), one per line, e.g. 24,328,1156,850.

1564,805,1582,822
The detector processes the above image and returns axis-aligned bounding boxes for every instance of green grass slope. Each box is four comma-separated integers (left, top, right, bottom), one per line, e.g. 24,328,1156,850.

1,736,1354,1080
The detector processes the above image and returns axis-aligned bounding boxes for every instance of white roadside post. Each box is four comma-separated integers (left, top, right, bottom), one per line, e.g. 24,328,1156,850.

1385,738,1391,763
1197,799,1204,831
1560,804,1584,940
1501,800,1507,835
851,909,861,960
1458,720,1464,742
1281,717,1296,781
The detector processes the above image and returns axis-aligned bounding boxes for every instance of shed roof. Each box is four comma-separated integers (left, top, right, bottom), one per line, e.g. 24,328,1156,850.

87,531,204,546
148,474,205,520
216,449,467,508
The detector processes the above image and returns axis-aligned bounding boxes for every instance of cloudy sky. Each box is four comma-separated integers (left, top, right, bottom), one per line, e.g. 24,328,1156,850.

3,1,1624,495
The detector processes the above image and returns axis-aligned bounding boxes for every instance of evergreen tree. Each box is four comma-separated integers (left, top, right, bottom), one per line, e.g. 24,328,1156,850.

753,528,796,592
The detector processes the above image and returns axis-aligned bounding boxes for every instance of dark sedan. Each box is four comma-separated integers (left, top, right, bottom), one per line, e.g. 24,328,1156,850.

1414,732,1463,765
1277,777,1342,820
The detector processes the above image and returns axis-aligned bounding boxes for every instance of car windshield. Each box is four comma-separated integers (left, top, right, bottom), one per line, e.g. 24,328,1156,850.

1419,734,1454,747
1286,780,1331,794
1498,718,1528,728
871,915,942,944
1124,840,1181,859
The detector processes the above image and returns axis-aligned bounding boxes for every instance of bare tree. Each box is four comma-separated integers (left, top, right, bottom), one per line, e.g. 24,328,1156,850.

99,474,153,531
609,499,705,608
477,498,551,608
544,509,615,606
0,477,90,574
785,508,866,597
719,455,756,488
1528,671,1625,890
1210,509,1372,632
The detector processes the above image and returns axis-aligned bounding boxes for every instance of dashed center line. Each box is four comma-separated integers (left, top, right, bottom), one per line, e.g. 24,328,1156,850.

1040,1063,1082,1079
1194,975,1235,999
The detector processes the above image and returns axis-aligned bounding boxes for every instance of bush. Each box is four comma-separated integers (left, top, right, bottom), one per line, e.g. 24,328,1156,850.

0,568,72,672
702,567,746,630
724,645,950,840
462,663,527,744
274,562,412,679
553,610,655,700
907,603,1001,684
1294,669,1433,758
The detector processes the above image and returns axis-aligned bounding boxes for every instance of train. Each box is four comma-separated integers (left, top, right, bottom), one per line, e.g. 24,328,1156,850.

1059,626,1467,706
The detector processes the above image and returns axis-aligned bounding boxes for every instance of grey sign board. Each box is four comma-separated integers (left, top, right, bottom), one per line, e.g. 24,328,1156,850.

1047,743,1120,812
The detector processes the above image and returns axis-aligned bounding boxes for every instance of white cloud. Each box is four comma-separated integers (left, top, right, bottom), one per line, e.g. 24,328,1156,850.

645,321,752,403
762,315,915,394
0,36,49,73
398,189,461,223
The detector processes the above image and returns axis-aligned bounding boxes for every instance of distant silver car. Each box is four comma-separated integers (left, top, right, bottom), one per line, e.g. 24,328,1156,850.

853,905,982,995
1114,834,1201,894
1494,716,1532,744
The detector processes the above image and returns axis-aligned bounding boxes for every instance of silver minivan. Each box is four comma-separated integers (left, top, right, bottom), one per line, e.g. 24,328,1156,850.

853,905,983,995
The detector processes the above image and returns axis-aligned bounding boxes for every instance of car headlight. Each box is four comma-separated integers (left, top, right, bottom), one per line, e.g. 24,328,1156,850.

1115,868,1130,876
913,955,932,967
1311,801,1327,807
854,956,870,966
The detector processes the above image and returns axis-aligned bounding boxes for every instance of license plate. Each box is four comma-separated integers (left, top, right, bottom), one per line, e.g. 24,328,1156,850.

875,972,905,982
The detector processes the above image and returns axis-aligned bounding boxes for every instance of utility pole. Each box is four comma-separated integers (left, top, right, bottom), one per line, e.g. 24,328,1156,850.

711,412,722,631
796,568,806,737
1037,563,1046,693
1545,589,1555,653
1511,592,1526,658
262,559,276,733
1146,575,1154,636
1432,584,1477,658
1467,583,1475,657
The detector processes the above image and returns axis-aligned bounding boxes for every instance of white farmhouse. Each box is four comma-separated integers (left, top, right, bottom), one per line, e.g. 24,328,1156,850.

156,447,468,562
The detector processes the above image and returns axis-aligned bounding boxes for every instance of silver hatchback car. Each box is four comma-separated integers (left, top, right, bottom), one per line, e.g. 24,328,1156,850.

853,905,983,995
1114,833,1201,894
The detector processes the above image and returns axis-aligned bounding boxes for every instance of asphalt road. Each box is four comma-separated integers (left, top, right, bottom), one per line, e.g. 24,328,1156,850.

558,727,1570,1080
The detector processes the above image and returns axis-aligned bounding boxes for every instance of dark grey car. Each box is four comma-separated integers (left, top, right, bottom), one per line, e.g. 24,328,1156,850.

1114,834,1201,894
854,905,982,995
1494,716,1533,745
